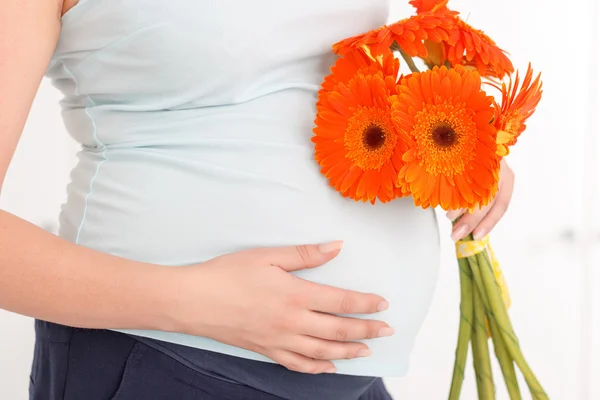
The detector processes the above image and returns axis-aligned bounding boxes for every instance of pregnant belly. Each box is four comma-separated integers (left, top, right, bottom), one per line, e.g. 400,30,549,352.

59,99,440,376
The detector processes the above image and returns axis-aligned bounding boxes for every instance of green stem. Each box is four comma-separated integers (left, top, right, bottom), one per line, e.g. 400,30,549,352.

472,284,496,399
470,261,519,398
448,257,474,400
466,248,519,398
473,252,549,399
394,43,420,73
488,317,522,399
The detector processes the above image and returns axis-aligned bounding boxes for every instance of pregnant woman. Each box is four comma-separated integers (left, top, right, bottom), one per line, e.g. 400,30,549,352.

0,0,515,399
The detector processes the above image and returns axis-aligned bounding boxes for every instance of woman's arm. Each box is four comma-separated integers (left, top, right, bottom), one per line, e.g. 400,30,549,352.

0,0,171,330
0,210,171,330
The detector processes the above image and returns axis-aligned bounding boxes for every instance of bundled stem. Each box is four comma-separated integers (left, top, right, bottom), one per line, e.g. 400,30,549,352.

488,318,522,399
449,257,474,400
451,231,547,400
468,239,521,400
471,252,522,399
474,252,549,399
472,286,495,399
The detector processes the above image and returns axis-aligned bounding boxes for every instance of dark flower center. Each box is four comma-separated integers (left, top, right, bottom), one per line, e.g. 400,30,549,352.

432,122,457,147
363,124,386,150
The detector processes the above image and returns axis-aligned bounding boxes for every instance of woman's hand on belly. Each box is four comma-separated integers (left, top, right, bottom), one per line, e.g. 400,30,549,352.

159,241,394,374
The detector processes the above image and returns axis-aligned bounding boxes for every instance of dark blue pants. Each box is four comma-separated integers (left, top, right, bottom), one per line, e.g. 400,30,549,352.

29,321,393,400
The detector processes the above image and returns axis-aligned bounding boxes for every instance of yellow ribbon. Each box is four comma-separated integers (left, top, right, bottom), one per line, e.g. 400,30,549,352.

456,235,511,336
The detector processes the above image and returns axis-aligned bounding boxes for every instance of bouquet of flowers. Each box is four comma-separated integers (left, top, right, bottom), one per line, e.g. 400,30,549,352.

312,1,545,399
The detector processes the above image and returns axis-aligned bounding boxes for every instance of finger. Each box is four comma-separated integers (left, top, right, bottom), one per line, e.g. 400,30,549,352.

268,349,337,374
450,204,491,242
298,311,394,341
287,336,372,361
304,283,389,315
446,208,466,222
245,241,344,272
472,178,514,240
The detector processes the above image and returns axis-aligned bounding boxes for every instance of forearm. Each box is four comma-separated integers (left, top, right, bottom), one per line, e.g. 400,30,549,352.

0,209,172,330
0,2,180,333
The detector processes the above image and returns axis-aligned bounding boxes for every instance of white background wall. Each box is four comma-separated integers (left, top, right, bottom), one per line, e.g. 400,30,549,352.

1,1,599,399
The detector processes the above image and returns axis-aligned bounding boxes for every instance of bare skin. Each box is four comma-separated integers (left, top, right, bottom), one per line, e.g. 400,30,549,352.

0,0,394,375
61,0,79,18
447,159,515,241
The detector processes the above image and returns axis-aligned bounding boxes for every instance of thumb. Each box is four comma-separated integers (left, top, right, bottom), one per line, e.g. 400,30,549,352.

257,241,343,272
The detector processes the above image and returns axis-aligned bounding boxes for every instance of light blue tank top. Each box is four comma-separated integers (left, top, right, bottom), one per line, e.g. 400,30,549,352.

48,0,440,378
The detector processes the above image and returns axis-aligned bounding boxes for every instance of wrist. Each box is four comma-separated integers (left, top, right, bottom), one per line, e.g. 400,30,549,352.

144,264,209,335
149,265,182,333
129,263,181,332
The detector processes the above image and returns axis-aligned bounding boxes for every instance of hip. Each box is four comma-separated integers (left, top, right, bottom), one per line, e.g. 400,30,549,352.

30,320,393,400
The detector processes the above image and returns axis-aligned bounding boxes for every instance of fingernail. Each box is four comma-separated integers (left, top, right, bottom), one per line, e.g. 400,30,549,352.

324,367,337,373
451,225,469,242
318,241,344,253
377,301,389,312
356,348,372,357
377,327,395,337
473,228,487,240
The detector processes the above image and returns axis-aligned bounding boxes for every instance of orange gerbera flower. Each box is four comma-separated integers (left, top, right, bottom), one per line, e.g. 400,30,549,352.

409,0,449,13
491,64,543,156
407,0,514,79
313,54,408,204
317,49,399,107
332,12,457,59
391,65,500,210
446,19,514,79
